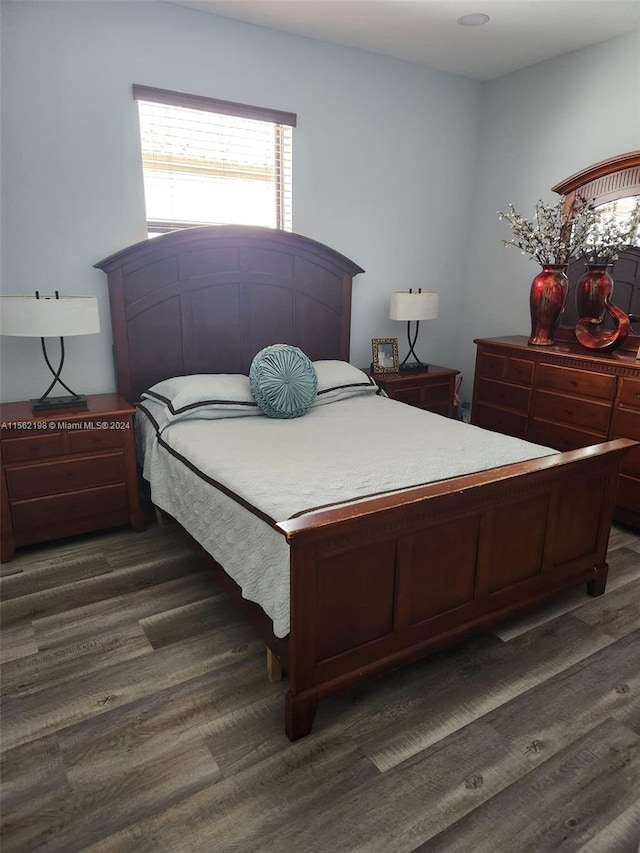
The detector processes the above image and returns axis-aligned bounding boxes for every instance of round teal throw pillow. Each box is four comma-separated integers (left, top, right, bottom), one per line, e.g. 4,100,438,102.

250,344,318,419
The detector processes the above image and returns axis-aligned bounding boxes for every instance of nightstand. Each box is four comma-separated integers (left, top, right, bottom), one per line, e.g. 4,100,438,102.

1,393,145,562
367,365,460,417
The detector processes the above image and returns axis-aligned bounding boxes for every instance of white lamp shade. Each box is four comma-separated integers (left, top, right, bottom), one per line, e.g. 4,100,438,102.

0,295,100,337
390,290,439,321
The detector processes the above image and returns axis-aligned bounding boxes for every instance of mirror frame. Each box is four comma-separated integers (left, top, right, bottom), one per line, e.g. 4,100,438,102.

552,150,640,353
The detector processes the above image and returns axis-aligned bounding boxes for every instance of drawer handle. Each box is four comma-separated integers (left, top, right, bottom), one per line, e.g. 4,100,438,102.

569,380,578,387
65,472,74,480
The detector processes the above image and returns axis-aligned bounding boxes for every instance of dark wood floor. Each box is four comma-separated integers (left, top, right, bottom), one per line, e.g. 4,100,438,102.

1,521,639,853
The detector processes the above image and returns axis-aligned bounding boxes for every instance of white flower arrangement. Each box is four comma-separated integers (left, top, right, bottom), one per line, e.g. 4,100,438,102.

498,199,594,266
582,198,640,265
499,196,640,268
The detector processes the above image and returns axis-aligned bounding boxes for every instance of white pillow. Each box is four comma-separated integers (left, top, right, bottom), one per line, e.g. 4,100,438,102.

312,360,379,406
136,397,170,434
140,374,262,428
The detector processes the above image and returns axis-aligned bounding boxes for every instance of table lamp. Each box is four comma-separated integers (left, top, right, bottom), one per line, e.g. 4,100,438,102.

390,288,439,371
0,292,100,411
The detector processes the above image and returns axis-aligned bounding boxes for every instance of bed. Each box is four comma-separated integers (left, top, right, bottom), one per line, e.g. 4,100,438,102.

96,225,636,740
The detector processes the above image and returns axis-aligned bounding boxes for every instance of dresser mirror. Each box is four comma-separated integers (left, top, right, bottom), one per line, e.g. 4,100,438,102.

552,150,640,354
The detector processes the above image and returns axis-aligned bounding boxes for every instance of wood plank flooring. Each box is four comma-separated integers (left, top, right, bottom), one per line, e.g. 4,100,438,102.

1,522,639,853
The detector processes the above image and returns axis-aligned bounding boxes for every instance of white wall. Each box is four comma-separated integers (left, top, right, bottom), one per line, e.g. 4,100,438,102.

0,0,481,402
457,30,640,396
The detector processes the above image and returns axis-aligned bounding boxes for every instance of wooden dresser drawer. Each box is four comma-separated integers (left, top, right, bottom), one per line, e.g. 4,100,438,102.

5,452,126,499
531,390,611,434
616,474,640,519
527,419,605,451
473,337,639,529
621,444,640,478
536,364,616,401
476,378,531,414
11,483,129,529
504,357,535,385
618,376,640,410
476,352,534,386
471,404,528,439
612,407,640,441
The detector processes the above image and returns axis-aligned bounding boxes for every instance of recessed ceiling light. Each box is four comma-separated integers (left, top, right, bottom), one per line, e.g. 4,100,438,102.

457,13,490,26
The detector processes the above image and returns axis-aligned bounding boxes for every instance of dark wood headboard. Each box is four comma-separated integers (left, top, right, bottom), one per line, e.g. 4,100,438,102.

95,226,364,403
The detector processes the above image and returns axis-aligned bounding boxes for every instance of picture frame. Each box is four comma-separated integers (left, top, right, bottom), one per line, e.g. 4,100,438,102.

371,337,399,373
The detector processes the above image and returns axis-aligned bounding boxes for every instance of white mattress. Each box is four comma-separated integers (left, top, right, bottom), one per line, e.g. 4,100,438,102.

137,395,555,638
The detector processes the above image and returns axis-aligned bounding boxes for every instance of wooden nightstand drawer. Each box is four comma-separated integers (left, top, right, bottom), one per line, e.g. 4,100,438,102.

426,402,451,417
422,382,452,403
5,452,125,499
11,483,129,529
367,365,459,418
395,387,423,407
1,428,123,463
1,433,65,463
1,393,145,562
536,364,616,401
67,429,124,454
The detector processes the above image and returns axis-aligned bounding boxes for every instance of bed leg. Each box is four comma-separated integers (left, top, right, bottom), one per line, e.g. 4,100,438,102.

285,690,318,741
154,506,169,526
266,646,282,682
587,564,608,597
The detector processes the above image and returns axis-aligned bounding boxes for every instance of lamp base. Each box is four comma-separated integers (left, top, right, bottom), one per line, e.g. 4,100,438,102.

399,361,429,372
31,395,88,413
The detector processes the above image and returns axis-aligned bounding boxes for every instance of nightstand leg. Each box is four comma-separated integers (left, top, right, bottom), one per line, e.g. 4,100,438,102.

1,536,16,563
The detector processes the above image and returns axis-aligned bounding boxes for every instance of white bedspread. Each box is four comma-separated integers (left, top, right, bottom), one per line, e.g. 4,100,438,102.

137,395,554,637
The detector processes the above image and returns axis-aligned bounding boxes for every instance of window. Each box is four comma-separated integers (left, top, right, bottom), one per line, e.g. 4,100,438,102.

133,85,295,235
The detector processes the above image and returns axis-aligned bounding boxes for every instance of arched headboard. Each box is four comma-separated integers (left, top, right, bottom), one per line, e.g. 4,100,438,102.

95,226,364,402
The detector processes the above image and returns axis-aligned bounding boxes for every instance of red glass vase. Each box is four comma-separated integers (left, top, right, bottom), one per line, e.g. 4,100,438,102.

574,263,630,353
528,264,568,346
576,264,613,321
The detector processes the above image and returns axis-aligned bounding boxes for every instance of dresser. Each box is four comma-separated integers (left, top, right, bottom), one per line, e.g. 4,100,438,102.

367,365,460,418
1,394,145,562
471,336,640,528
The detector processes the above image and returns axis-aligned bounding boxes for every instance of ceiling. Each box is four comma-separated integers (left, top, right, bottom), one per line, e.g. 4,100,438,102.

169,0,640,80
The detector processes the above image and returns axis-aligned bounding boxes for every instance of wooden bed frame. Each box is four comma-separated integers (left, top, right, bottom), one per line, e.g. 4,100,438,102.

96,226,636,741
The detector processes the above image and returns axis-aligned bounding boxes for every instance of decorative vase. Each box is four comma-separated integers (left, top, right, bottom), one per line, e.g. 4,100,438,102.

574,263,631,353
528,264,568,346
575,301,631,353
576,263,613,322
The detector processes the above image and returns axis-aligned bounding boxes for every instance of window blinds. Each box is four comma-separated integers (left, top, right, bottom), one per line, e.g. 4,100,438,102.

133,86,295,233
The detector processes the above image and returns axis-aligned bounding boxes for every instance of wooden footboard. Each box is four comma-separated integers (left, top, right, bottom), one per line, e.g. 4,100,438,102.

278,439,636,740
